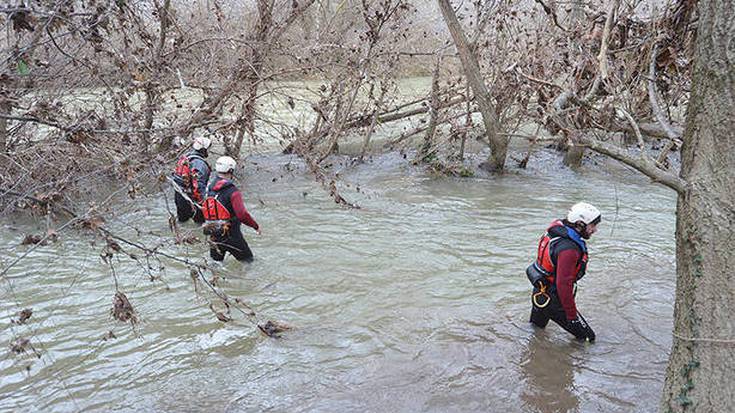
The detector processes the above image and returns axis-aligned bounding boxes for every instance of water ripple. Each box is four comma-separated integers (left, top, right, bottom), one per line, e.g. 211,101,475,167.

0,151,677,412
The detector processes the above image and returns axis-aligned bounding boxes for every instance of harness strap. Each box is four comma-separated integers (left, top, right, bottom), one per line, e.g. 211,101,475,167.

213,193,224,220
167,176,201,210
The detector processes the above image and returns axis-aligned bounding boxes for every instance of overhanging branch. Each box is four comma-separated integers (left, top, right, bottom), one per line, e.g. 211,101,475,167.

574,133,686,194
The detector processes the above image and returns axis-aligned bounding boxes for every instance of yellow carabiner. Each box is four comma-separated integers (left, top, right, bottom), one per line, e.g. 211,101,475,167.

533,284,551,308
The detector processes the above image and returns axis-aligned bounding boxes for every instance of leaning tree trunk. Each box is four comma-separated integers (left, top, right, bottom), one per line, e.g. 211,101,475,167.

662,0,735,411
436,0,507,172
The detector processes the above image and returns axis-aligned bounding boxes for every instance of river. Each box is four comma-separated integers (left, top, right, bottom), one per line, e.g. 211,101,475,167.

0,146,676,412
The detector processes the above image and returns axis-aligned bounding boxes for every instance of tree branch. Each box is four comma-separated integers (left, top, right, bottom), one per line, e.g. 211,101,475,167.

618,107,646,150
0,114,178,135
574,133,686,194
647,42,682,142
533,0,569,32
597,0,620,79
516,67,565,91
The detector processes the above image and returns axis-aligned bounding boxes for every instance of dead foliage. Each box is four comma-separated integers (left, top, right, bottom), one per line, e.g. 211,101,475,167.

175,234,199,245
10,338,30,354
111,292,138,325
257,320,292,339
12,308,33,325
9,337,40,358
11,9,36,33
79,215,106,231
20,234,43,245
20,229,58,246
209,303,232,323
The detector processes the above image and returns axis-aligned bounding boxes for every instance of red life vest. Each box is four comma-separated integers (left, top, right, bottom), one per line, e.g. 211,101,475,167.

173,154,207,202
201,195,231,221
200,179,237,237
535,220,588,285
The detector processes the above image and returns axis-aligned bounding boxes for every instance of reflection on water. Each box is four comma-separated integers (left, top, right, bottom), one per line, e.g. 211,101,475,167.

0,150,675,412
521,334,580,413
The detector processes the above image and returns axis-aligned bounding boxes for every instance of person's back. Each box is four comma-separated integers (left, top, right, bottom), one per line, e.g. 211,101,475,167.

172,136,212,223
202,156,260,262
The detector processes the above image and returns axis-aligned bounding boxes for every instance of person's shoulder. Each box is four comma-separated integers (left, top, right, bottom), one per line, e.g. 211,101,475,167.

554,238,582,254
222,180,240,193
547,223,567,237
190,156,210,169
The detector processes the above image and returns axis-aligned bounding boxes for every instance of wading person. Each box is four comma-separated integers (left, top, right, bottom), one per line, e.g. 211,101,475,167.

172,136,212,224
201,156,261,262
526,202,601,342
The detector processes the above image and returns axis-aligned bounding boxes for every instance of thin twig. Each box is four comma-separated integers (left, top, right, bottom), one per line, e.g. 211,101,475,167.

597,0,620,79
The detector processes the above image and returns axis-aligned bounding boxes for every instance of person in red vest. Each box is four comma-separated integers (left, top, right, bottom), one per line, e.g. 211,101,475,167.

201,156,260,262
172,136,212,223
526,202,601,342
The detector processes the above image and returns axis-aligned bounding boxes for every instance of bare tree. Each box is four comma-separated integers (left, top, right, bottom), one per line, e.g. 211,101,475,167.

436,0,506,172
175,0,318,160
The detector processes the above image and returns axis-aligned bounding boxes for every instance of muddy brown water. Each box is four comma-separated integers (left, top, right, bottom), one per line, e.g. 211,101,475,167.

0,150,676,412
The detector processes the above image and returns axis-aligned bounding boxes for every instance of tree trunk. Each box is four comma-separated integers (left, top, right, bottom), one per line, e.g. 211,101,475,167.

147,0,171,152
142,82,157,150
420,58,442,161
0,97,10,153
436,0,507,172
662,0,735,411
460,82,471,161
563,133,584,168
358,110,377,162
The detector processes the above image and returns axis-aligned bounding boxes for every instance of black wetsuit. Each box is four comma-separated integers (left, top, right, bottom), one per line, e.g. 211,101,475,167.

206,177,258,262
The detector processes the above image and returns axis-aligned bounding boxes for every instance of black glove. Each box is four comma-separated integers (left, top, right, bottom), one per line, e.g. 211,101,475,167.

568,317,595,342
586,323,596,342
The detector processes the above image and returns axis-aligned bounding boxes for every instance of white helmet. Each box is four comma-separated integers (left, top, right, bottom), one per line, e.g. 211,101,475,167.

567,202,601,225
193,136,212,150
215,156,237,173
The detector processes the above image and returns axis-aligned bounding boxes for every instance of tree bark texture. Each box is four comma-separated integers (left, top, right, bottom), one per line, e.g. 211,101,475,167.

436,0,506,172
420,58,442,160
662,0,735,411
0,98,10,153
